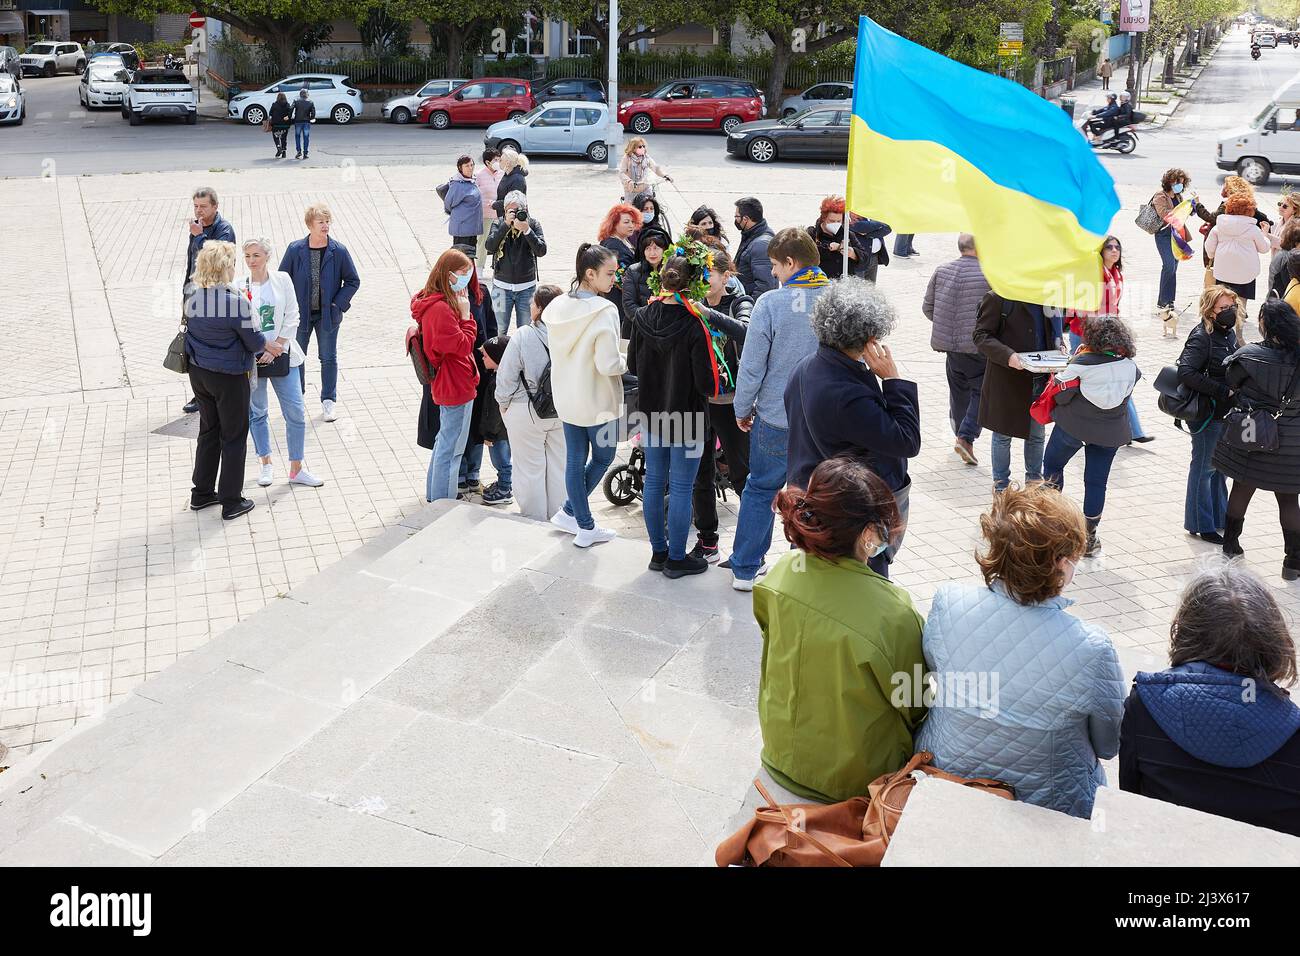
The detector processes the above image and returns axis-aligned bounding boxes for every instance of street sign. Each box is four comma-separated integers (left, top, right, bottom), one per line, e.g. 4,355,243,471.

997,40,1024,56
1119,0,1149,32
1000,22,1024,40
189,12,206,29
1100,2,1113,24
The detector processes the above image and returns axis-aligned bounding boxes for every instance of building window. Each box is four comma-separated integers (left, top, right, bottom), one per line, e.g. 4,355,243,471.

567,26,598,56
511,13,544,57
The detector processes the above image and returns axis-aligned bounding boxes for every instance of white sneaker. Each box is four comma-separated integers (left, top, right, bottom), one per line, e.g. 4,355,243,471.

574,525,617,548
257,463,274,487
322,399,338,422
550,509,580,535
289,468,324,487
731,574,756,592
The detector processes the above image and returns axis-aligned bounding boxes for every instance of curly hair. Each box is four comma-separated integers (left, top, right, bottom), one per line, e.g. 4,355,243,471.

1225,194,1256,217
1222,174,1253,197
818,195,846,220
192,240,237,288
775,458,901,561
976,483,1087,606
1081,314,1136,358
597,203,640,241
1160,168,1190,192
810,276,897,351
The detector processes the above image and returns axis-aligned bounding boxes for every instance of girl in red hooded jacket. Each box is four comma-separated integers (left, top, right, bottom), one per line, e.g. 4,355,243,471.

414,247,481,501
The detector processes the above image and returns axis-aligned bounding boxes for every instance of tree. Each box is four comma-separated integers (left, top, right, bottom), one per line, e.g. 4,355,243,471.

391,0,529,75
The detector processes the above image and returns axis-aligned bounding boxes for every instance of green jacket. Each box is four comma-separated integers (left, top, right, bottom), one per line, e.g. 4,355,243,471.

754,552,927,803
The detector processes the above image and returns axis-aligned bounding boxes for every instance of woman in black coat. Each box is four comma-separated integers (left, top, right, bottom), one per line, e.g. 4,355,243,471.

1213,298,1300,576
269,92,292,159
620,227,669,337
806,196,867,280
1178,286,1240,544
1120,563,1300,838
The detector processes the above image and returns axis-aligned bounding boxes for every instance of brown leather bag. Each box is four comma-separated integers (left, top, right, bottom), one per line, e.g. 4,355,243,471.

715,752,1016,867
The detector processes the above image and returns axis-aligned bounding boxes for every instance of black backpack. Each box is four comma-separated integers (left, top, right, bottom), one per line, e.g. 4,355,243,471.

520,331,556,419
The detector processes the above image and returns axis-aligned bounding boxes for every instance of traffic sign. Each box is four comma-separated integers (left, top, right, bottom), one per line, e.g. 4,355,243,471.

1000,22,1024,40
189,12,206,29
997,40,1024,56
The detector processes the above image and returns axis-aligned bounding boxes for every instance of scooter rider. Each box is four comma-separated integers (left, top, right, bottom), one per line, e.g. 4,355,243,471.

1252,41,1262,59
1085,93,1120,142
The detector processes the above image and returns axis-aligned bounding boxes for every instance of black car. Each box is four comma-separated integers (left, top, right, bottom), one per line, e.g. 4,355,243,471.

725,107,849,163
533,77,606,104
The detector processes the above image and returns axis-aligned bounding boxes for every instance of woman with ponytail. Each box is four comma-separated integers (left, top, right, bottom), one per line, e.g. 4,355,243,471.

752,457,925,803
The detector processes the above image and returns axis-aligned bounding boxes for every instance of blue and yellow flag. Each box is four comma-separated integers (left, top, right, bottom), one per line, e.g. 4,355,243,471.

846,18,1119,310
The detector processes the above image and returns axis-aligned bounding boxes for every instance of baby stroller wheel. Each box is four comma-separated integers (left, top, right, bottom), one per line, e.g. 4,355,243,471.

604,465,640,505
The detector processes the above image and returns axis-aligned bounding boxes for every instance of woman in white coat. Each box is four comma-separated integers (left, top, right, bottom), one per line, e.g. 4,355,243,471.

241,238,325,488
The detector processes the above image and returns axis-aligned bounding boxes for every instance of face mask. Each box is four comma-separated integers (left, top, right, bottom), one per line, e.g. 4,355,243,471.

866,536,888,559
642,211,654,225
1214,306,1237,329
1172,182,1184,195
450,271,472,292
734,218,744,231
823,222,839,234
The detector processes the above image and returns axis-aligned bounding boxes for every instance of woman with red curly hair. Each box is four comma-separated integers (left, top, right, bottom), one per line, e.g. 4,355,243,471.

805,195,866,279
752,457,925,803
1206,193,1272,323
598,202,641,327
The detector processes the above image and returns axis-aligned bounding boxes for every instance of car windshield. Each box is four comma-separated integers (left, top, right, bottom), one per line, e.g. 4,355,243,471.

648,82,676,98
0,74,15,92
517,105,546,123
89,66,122,80
29,44,56,55
1252,103,1276,128
782,108,820,125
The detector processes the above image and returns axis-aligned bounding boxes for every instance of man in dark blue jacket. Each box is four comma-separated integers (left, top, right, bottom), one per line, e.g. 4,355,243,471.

182,186,236,413
279,203,360,422
784,278,921,577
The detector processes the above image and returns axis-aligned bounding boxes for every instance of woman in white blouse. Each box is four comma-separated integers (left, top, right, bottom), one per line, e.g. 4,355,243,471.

241,238,325,488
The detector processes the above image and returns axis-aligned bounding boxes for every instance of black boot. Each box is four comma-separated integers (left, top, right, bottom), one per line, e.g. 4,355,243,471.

1084,517,1101,557
1283,530,1300,582
1223,517,1245,557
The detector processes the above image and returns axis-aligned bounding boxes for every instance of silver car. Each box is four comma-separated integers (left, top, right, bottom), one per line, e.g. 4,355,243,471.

484,101,611,162
780,81,853,118
80,59,129,108
383,77,468,124
0,71,24,125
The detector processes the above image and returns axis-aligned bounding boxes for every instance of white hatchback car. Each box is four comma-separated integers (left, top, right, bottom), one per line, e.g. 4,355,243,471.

0,71,25,125
80,59,129,108
227,73,364,125
383,77,468,124
780,81,853,118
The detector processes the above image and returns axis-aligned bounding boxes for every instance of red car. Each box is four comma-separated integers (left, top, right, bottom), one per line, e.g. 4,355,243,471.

617,77,764,135
416,78,535,129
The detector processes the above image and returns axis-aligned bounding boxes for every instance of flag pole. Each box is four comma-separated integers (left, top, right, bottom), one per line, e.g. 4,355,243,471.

842,22,858,280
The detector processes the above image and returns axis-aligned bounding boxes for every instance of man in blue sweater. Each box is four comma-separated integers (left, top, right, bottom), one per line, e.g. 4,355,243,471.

727,228,830,591
181,186,236,414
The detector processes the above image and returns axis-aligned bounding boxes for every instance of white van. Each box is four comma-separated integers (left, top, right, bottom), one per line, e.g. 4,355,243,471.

1218,71,1300,185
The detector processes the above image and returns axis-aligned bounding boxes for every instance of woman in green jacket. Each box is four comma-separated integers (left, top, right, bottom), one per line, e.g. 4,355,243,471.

754,457,927,803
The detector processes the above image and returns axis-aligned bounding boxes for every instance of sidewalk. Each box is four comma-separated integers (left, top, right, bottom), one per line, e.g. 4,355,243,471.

1060,38,1220,128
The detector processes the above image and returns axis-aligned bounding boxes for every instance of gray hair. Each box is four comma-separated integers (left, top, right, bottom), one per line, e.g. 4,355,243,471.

241,237,274,259
810,276,897,351
503,190,527,209
1081,314,1136,358
957,233,976,254
192,186,218,205
1171,561,1296,690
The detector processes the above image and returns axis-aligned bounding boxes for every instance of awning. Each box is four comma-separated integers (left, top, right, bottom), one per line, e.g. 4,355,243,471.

0,12,24,34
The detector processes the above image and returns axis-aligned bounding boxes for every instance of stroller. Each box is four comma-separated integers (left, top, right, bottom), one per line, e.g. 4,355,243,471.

603,429,736,506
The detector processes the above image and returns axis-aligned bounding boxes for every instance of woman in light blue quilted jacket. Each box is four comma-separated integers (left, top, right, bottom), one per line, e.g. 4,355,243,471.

915,483,1126,818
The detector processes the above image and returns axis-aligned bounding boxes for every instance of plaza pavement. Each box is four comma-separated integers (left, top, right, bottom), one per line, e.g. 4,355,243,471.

1,127,1298,772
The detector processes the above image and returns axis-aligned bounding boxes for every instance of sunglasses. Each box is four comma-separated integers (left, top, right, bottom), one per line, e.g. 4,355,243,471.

1103,244,1120,251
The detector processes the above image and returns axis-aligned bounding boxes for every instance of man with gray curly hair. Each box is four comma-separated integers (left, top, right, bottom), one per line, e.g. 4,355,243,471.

784,277,922,577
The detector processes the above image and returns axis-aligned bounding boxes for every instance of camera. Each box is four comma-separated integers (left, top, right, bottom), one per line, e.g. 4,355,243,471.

512,205,528,221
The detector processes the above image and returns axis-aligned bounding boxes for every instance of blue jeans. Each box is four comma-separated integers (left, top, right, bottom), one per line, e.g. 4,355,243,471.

296,312,339,403
1126,396,1148,439
427,400,473,502
730,417,787,580
1043,424,1119,519
643,441,705,559
460,438,513,492
249,370,306,461
1155,226,1177,308
294,122,311,154
492,283,535,329
561,421,619,530
893,233,915,256
1185,420,1228,533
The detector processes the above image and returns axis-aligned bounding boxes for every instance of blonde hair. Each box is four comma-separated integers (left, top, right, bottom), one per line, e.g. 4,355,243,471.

500,148,528,173
1223,175,1254,198
624,136,647,156
193,240,238,288
241,237,274,259
303,202,332,228
1200,285,1242,332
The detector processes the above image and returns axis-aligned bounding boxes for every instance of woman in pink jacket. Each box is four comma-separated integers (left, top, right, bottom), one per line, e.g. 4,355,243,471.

473,148,504,271
1206,194,1273,335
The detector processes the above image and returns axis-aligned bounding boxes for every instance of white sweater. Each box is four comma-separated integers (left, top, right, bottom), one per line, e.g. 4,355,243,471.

239,270,302,366
542,291,626,426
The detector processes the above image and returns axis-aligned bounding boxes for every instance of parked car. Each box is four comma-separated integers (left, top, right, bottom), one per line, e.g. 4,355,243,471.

726,107,850,164
20,41,86,77
0,71,25,125
781,81,853,117
80,59,130,108
90,43,140,72
533,77,605,104
382,77,468,124
227,74,364,125
617,77,763,135
121,68,197,125
485,102,611,161
415,78,534,129
0,46,21,78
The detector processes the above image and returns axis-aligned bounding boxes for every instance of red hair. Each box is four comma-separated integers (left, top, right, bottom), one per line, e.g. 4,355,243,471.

418,248,473,305
1225,195,1256,217
818,195,846,220
775,458,901,561
598,203,640,241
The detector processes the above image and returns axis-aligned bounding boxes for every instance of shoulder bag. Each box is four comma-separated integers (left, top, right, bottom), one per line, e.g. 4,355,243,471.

1220,360,1300,453
1135,192,1164,235
1153,364,1214,431
163,306,189,374
519,332,556,419
1030,373,1080,426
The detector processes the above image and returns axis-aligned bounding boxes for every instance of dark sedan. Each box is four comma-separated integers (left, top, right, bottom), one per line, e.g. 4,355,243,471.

725,107,849,163
533,77,606,104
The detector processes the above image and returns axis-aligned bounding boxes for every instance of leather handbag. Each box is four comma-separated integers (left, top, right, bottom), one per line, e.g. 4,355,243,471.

715,752,1015,867
1153,364,1214,428
1220,361,1300,453
163,312,189,374
255,351,290,378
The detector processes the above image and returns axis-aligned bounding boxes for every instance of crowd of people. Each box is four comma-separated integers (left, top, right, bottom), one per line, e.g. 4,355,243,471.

174,155,1300,838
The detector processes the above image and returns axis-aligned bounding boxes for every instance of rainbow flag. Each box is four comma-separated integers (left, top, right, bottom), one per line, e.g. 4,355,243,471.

845,18,1119,311
1166,199,1196,261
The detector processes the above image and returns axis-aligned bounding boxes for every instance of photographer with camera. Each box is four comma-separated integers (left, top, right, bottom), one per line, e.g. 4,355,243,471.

485,190,548,329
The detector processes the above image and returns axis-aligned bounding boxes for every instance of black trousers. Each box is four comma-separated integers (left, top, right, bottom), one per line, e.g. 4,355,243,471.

189,364,252,506
691,403,752,541
271,128,289,153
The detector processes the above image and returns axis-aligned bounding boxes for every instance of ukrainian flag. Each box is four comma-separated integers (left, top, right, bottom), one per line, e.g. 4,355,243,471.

846,18,1119,311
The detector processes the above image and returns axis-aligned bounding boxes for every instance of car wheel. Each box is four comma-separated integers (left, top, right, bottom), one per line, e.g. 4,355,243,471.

782,108,797,118
586,139,609,162
507,110,526,121
499,139,520,154
631,113,652,134
43,63,55,78
429,110,450,130
243,104,266,126
391,106,411,125
186,111,197,125
128,110,139,126
720,115,743,135
1238,157,1271,186
748,137,777,163
332,104,354,124
75,60,86,74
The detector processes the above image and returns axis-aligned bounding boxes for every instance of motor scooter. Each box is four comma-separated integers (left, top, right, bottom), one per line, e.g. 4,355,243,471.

1252,44,1262,60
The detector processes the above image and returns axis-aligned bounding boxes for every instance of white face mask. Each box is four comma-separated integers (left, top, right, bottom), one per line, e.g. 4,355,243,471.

642,211,654,225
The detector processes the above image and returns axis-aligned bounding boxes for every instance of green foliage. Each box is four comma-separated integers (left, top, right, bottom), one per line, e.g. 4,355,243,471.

647,233,714,303
136,39,188,60
1064,19,1109,69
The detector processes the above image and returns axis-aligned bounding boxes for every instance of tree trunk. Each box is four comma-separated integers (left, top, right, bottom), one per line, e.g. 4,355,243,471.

1162,42,1175,85
718,23,732,55
446,25,469,76
268,27,296,75
764,29,790,118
